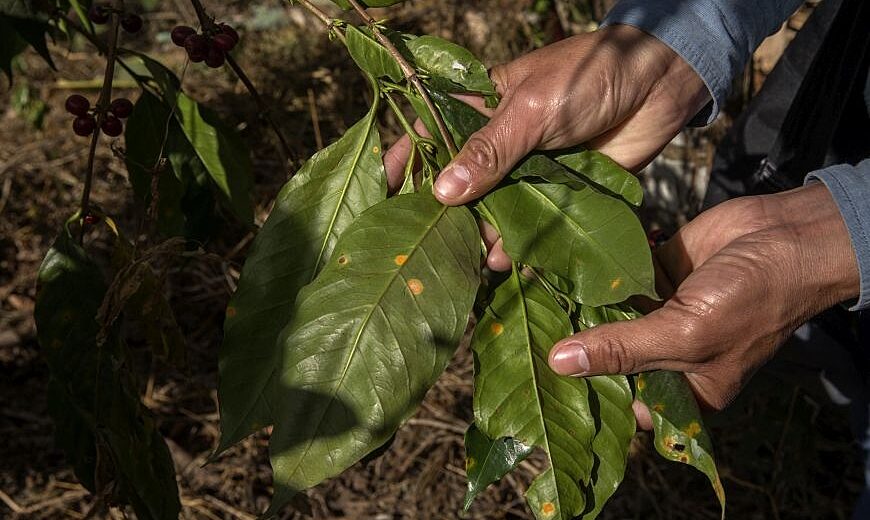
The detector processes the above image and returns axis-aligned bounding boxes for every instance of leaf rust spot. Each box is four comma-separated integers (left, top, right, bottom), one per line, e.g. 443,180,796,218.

673,443,686,452
372,146,380,154
610,277,622,290
490,322,504,336
652,403,665,413
337,254,349,266
683,421,702,438
541,502,556,516
394,254,408,266
679,455,689,463
407,279,424,295
466,457,476,470
226,306,237,318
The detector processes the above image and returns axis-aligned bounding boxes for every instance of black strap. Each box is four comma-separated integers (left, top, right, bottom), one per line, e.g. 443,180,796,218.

750,0,870,194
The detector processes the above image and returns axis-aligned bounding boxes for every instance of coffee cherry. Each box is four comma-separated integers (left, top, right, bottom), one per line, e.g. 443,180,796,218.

83,213,100,226
121,13,143,34
212,33,237,52
171,25,196,47
218,23,239,46
88,4,109,25
184,34,209,63
101,115,123,137
109,98,134,119
73,115,97,136
65,94,90,117
205,46,225,68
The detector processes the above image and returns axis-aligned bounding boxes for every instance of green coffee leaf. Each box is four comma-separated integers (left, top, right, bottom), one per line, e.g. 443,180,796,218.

463,425,533,511
217,95,388,452
636,371,726,517
406,35,495,95
346,26,403,82
510,154,587,186
554,149,643,207
472,268,594,520
268,192,480,513
0,15,54,82
480,182,656,306
35,225,180,520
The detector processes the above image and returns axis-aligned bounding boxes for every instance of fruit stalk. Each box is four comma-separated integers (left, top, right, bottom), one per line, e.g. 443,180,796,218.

186,0,293,163
79,0,123,241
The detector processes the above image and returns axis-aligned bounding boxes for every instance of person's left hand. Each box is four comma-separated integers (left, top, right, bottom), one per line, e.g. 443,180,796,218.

546,183,860,428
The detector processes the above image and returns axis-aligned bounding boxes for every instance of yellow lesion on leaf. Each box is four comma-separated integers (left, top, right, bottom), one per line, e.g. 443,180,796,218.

490,322,504,336
337,254,349,266
683,421,702,438
407,279,424,295
679,455,689,463
394,254,408,266
466,457,476,470
610,277,622,290
541,502,556,516
652,403,665,413
372,146,380,154
636,375,646,390
226,306,237,318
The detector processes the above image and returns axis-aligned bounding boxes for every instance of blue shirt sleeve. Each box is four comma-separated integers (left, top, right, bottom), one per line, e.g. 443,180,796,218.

601,0,803,125
805,159,870,311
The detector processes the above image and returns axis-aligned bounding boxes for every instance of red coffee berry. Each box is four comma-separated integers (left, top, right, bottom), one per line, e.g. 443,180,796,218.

109,98,134,119
73,115,96,136
101,115,123,137
171,25,196,47
184,34,209,63
65,94,90,117
83,214,100,226
212,33,237,52
219,23,239,45
121,13,143,34
205,46,226,68
88,4,109,25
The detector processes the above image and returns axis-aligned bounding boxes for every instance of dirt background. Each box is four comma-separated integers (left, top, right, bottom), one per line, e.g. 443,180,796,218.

0,1,864,519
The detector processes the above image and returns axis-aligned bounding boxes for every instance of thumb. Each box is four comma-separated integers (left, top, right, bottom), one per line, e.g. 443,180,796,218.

434,97,543,206
548,308,687,377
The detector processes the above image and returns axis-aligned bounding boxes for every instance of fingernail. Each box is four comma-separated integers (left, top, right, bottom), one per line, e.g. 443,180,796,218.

435,164,470,200
549,342,591,376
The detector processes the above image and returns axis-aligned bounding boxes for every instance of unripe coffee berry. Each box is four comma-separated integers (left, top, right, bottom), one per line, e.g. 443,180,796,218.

73,115,97,136
109,98,134,119
121,13,143,34
184,34,209,63
212,33,236,52
205,46,226,68
65,94,90,117
101,115,123,137
171,25,196,47
88,4,109,25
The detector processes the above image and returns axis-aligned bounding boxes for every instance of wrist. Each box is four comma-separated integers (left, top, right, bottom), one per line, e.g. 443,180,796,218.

770,184,861,308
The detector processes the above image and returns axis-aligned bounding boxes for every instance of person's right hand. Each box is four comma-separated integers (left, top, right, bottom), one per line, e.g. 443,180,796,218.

384,24,711,270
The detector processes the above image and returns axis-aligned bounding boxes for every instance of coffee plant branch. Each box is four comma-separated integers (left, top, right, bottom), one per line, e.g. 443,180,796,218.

345,0,459,157
79,0,123,242
292,0,347,44
187,0,294,163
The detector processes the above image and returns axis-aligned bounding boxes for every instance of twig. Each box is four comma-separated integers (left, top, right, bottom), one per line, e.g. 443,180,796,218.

188,0,293,163
344,0,458,157
292,0,347,44
307,88,324,150
79,0,124,242
0,489,23,513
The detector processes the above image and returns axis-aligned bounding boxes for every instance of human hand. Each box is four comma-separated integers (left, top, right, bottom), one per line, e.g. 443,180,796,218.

546,183,861,427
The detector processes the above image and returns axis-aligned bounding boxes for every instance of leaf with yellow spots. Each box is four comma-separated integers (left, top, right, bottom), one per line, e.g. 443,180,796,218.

267,192,480,514
636,371,726,517
217,78,388,454
463,425,533,511
479,182,656,307
472,268,598,519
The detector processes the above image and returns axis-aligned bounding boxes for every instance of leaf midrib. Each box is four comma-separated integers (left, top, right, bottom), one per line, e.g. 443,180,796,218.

284,201,449,481
514,270,563,516
524,184,647,289
311,100,380,281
